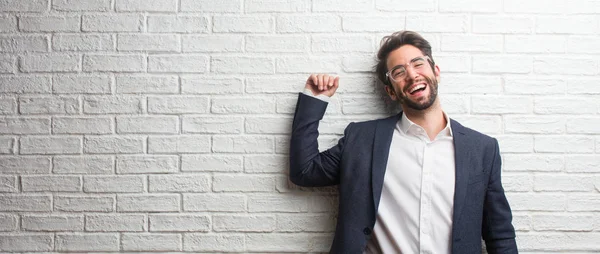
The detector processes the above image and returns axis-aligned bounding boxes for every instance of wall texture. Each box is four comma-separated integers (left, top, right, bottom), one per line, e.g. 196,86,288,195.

0,0,599,252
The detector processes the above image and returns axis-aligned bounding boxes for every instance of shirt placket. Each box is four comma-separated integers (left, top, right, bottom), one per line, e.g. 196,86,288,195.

419,139,433,254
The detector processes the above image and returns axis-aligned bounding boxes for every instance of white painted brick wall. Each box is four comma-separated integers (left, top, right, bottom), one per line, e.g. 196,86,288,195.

0,0,598,252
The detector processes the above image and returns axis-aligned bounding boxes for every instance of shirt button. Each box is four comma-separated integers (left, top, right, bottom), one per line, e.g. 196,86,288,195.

363,227,371,235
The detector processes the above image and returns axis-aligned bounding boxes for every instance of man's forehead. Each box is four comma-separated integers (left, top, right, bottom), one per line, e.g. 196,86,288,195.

386,45,424,66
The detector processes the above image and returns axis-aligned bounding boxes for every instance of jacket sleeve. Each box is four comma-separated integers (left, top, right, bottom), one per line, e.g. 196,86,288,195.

289,93,349,187
482,139,519,254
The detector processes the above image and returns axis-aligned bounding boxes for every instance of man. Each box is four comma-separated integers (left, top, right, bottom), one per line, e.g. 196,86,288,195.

289,31,517,253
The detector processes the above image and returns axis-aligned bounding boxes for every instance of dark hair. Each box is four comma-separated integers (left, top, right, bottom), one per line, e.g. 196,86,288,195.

375,31,435,87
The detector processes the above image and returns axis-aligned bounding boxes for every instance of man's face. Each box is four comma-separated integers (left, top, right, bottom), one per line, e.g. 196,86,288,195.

384,45,440,111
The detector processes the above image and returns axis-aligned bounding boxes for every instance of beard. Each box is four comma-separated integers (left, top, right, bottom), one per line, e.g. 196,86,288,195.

395,75,438,111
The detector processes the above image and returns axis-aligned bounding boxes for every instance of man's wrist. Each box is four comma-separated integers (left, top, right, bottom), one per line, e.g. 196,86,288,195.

303,89,330,103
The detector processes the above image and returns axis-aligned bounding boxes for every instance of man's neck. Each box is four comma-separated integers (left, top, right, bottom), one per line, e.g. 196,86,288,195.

402,102,447,141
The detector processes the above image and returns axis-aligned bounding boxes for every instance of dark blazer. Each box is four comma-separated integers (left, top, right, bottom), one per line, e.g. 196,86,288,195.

289,93,517,254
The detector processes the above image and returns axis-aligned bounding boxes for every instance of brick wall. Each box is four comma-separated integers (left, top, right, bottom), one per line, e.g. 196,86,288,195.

0,0,599,252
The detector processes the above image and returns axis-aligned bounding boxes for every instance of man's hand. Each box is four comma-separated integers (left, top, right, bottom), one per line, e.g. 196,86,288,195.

305,74,339,97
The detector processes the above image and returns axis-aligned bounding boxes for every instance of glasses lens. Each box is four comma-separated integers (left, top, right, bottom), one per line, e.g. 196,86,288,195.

390,66,406,81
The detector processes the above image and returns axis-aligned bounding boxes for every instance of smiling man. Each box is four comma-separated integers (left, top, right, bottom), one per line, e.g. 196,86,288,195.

289,31,518,253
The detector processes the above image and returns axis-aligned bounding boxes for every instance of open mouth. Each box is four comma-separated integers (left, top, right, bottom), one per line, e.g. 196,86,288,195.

408,84,426,95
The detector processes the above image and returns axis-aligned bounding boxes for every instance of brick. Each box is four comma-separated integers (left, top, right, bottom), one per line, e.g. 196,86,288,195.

21,175,81,192
245,117,291,134
53,34,113,52
184,234,244,252
0,175,17,192
53,75,111,94
0,97,16,114
246,233,332,252
148,15,208,33
504,76,565,95
567,118,600,134
439,95,468,114
53,156,113,174
148,96,209,114
54,195,114,212
310,195,338,212
276,56,339,73
0,76,51,93
84,95,144,114
212,56,273,74
376,0,435,11
83,54,145,72
507,193,566,211
496,135,534,153
566,155,600,173
213,136,274,153
442,34,503,52
84,136,144,154
116,116,179,134
342,56,377,73
84,176,145,193
55,233,118,252
0,137,14,154
213,175,276,192
148,135,210,154
502,173,533,192
471,96,531,114
149,214,209,232
504,0,566,13
244,155,287,173
245,76,307,94
277,15,341,32
0,234,53,252
0,194,51,212
0,0,48,12
0,156,50,174
0,117,49,134
149,174,210,192
442,75,501,94
20,136,80,154
519,232,600,251
533,214,594,231
182,35,243,52
568,78,600,95
116,0,177,12
439,0,499,12
182,155,243,172
214,215,274,232
0,214,17,231
116,75,178,94
247,35,308,52
535,97,597,114
0,54,16,73
19,15,79,32
512,214,532,231
53,0,111,11
86,214,146,232
472,15,534,34
180,0,241,12
505,116,565,134
567,0,600,13
312,35,373,53
117,155,178,174
20,54,80,73
342,16,405,32
121,233,181,251
534,174,594,192
0,35,47,53
537,16,598,34
53,117,113,134
184,193,245,212
117,34,180,52
211,97,275,114
275,136,290,154
276,214,336,232
182,116,242,134
117,194,180,212
248,194,308,212
314,0,371,11
506,35,566,53
406,15,468,33
181,77,243,94
503,154,564,172
19,96,78,114
567,36,600,54
0,15,16,33
472,56,533,74
22,215,84,231
568,194,600,211
149,55,208,73
82,14,144,32
342,97,388,114
213,16,272,32
246,0,309,12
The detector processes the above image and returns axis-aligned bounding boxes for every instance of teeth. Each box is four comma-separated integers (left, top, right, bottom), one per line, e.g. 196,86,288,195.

409,84,426,93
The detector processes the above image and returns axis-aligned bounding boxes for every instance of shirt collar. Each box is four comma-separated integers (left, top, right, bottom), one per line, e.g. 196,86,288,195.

399,111,453,138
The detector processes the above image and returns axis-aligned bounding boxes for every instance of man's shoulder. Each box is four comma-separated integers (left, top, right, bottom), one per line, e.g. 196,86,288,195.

347,114,399,130
450,118,497,145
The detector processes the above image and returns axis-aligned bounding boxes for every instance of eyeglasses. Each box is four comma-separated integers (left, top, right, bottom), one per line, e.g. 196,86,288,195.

385,56,432,83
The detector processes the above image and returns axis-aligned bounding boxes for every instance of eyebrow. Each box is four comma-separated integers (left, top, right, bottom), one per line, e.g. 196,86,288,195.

389,56,426,70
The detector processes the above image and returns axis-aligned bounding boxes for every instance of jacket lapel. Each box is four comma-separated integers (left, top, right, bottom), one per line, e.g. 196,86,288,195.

371,112,402,212
450,119,470,228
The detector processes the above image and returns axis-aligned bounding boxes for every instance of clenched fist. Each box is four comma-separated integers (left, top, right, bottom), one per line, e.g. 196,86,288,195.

305,74,339,97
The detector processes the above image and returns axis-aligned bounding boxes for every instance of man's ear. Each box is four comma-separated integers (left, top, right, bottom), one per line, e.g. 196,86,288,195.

434,65,441,83
385,85,397,101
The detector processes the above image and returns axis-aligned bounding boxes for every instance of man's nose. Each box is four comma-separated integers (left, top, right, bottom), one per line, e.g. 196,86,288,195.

404,67,419,82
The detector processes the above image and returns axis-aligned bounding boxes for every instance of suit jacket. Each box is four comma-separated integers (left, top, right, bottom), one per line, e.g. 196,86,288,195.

289,93,518,254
